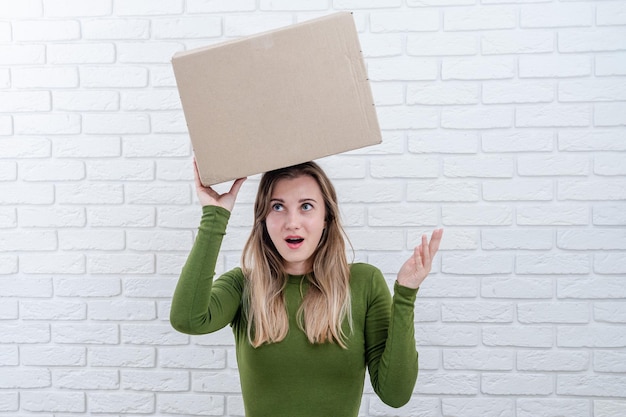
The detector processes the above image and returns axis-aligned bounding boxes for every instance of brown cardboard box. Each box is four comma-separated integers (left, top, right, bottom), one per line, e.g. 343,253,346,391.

172,12,381,186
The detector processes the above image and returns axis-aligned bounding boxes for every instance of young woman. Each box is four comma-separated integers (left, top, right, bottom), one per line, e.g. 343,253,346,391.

171,161,443,417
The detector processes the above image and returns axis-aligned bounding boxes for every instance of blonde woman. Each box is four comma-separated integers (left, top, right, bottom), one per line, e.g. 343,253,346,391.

171,161,443,417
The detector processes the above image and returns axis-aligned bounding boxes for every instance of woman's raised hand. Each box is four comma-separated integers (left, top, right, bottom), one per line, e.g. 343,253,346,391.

193,158,246,212
397,229,444,289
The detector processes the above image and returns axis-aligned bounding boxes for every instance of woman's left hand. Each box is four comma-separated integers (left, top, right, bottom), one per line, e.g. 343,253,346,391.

397,229,444,289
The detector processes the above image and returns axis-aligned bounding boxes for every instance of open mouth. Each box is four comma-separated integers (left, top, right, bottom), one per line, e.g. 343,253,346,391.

285,237,304,248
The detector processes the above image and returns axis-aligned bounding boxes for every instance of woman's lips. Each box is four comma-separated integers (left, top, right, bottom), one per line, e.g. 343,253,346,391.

285,236,304,249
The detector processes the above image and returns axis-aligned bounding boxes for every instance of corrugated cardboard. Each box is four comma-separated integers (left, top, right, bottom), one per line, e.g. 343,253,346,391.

172,12,381,186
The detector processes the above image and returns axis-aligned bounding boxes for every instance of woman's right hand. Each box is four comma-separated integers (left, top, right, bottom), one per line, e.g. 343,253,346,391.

193,158,246,212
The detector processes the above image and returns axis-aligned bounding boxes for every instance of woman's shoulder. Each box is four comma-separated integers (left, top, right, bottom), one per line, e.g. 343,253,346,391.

349,263,385,288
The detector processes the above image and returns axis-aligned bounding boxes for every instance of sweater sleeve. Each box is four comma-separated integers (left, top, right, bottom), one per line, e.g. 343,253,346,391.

170,205,244,335
365,269,419,408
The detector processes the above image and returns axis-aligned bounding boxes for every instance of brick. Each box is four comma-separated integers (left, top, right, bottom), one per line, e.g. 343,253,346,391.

20,160,85,181
0,277,51,297
376,105,438,129
348,230,403,251
334,0,401,9
371,156,438,178
518,302,589,324
21,346,86,366
517,399,590,417
482,229,553,250
559,179,626,200
560,79,626,102
597,2,626,26
0,230,56,251
596,53,626,76
483,326,553,347
414,325,479,346
53,323,119,345
595,302,626,323
48,43,115,64
223,14,294,37
160,347,226,369
443,253,513,275
483,31,554,54
151,110,188,133
89,300,156,321
88,206,155,227
415,372,479,395
0,0,43,17
482,129,554,153
370,10,439,32
482,276,552,299
558,276,626,299
520,55,591,78
0,184,53,204
88,393,155,414
595,400,626,417
408,131,479,154
125,184,191,205
484,180,553,201
53,90,119,111
443,205,513,226
121,90,181,111
518,155,589,176
516,104,591,127
368,204,438,227
0,207,16,228
444,156,513,178
558,375,626,397
123,135,190,157
156,160,195,182
82,18,150,39
0,161,16,180
483,373,553,395
517,253,590,275
116,0,184,15
408,180,480,202
0,45,45,65
517,205,588,226
54,277,121,297
262,0,328,10
21,300,86,320
517,350,589,372
21,253,85,274
443,398,514,417
407,82,479,105
444,349,513,371
558,229,626,250
371,82,403,104
595,103,626,126
0,91,51,112
594,205,626,225
559,28,626,52
407,33,477,56
445,6,515,30
335,181,402,203
0,391,17,411
442,106,513,129
442,301,513,323
558,326,626,348
89,346,156,368
61,229,126,250
368,57,438,81
57,183,124,204
157,393,224,416
122,324,188,345
52,136,121,157
483,80,554,104
80,66,149,88
521,3,593,28
21,392,85,413
83,113,150,134
13,67,78,88
88,253,154,274
0,138,51,158
87,159,154,181
44,0,111,17
122,370,188,391
594,351,626,373
595,153,626,176
0,369,50,388
14,113,81,135
0,299,17,319
153,16,221,39
370,397,440,417
0,323,50,344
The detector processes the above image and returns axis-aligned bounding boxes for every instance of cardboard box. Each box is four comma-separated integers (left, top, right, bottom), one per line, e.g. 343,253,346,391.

172,12,381,186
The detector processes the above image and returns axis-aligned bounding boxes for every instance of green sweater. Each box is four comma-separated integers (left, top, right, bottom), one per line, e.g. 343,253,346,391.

170,205,419,417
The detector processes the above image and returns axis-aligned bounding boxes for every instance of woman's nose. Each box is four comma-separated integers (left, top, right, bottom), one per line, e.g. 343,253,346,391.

285,212,301,230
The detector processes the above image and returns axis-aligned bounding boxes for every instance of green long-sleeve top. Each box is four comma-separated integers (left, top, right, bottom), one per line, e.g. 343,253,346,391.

170,205,419,417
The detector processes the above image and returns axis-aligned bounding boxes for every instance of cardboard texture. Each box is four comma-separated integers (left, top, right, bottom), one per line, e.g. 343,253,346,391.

172,12,381,186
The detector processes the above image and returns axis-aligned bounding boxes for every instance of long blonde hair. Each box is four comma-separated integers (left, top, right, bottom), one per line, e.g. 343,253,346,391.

241,162,352,348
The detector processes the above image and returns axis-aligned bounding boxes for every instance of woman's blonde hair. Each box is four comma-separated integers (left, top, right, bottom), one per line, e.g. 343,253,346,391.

241,161,352,348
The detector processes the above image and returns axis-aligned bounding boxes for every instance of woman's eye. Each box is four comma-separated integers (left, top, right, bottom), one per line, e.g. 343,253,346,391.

271,203,284,211
302,203,313,211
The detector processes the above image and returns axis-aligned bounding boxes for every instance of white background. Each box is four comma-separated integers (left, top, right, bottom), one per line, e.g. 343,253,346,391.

1,0,626,416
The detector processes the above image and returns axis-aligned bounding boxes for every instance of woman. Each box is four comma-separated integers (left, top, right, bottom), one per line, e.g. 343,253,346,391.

171,160,443,417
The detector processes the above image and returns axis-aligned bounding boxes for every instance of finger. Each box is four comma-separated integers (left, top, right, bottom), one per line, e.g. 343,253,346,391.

229,177,247,197
421,234,432,270
428,229,443,257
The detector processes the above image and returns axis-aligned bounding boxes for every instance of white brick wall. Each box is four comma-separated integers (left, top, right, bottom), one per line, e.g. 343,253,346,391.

0,0,624,416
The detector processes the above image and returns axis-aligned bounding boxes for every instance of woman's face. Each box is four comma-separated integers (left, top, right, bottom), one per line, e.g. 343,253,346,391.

264,175,326,275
